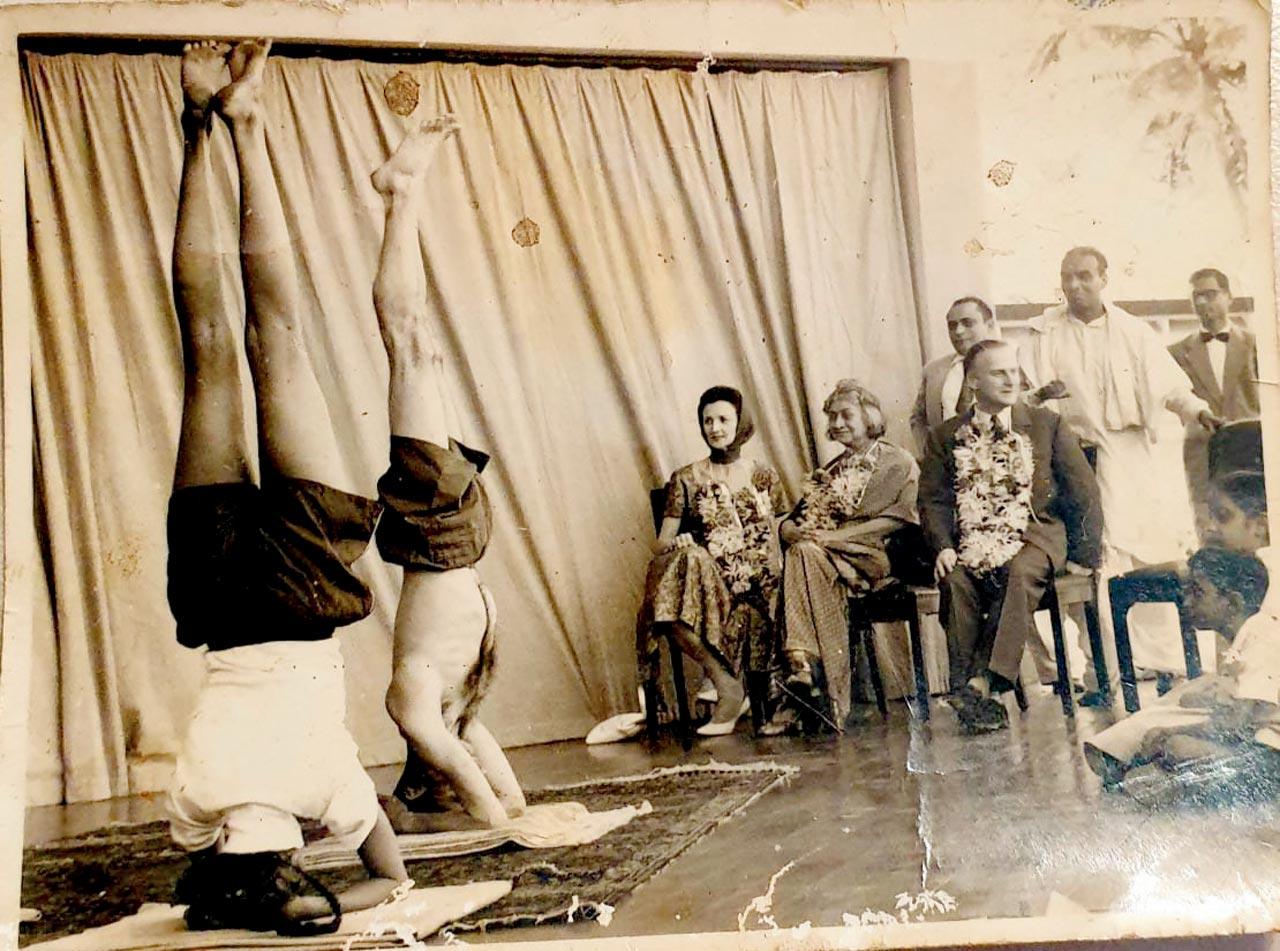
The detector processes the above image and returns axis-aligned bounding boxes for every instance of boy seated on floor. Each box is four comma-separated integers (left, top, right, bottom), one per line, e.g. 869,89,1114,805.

1083,546,1280,807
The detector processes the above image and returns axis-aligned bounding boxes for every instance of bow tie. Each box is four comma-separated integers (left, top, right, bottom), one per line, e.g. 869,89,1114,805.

1201,332,1229,343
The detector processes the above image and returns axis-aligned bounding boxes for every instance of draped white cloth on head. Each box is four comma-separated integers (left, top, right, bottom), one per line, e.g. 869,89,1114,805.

23,50,922,803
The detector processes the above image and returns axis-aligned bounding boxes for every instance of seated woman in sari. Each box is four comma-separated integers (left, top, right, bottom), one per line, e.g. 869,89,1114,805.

770,380,919,732
637,386,789,736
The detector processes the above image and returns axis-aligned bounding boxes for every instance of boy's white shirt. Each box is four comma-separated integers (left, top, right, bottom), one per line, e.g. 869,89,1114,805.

1221,546,1280,749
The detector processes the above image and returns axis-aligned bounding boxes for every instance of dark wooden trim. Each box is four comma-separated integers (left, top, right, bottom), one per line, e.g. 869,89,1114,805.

995,298,1254,322
18,36,891,74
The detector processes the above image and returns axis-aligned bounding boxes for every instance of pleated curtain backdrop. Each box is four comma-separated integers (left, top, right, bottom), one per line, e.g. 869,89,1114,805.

22,49,924,804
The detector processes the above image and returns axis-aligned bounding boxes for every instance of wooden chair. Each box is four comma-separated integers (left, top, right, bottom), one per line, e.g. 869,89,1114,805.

1108,564,1200,714
841,527,933,722
1106,421,1261,712
642,488,695,750
906,569,1107,720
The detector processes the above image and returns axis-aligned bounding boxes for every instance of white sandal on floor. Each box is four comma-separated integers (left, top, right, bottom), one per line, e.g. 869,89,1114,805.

695,698,749,737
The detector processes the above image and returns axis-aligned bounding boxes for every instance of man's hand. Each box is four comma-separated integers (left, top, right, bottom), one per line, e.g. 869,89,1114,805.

1064,561,1092,577
654,532,695,555
780,520,819,546
1033,380,1070,402
1197,410,1224,434
934,548,958,582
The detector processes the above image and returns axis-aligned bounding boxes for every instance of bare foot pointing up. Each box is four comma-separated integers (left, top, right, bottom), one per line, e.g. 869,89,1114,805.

214,38,272,124
372,115,461,198
180,41,229,120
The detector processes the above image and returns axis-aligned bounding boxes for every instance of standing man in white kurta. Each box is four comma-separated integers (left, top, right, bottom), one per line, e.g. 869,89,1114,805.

1020,247,1222,702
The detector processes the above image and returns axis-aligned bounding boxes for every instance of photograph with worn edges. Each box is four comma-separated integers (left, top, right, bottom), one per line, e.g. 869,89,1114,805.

2,0,1278,947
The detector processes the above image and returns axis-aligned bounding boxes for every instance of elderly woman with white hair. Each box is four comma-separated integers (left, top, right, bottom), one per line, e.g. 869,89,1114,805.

769,379,920,732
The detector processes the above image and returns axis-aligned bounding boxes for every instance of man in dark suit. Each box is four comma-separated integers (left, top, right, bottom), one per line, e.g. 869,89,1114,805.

1169,268,1260,536
920,340,1103,731
910,297,1043,458
910,297,999,456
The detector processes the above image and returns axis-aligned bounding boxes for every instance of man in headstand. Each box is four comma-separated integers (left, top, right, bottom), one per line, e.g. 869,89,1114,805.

165,39,406,933
366,115,527,833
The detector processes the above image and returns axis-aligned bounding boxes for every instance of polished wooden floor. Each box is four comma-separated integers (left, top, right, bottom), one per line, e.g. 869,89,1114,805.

23,685,1280,945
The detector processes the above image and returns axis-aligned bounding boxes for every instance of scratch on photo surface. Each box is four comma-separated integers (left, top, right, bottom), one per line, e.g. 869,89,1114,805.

737,860,796,932
342,919,428,950
905,714,942,890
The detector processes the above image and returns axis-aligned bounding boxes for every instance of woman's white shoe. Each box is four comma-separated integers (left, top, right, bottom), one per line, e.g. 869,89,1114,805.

695,697,750,736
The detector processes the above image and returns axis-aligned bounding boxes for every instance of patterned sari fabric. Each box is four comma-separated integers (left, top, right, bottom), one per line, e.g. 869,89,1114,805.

781,440,919,725
636,459,788,682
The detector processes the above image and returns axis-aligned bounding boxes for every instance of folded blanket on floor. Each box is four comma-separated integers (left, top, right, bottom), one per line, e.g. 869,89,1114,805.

28,880,512,951
300,800,652,871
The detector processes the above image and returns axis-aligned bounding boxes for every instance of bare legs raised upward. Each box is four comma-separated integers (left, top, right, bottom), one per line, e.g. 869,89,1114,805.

170,39,405,924
172,40,250,490
373,119,526,830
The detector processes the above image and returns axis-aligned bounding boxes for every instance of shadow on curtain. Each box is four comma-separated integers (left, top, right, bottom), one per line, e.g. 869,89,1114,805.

22,50,922,803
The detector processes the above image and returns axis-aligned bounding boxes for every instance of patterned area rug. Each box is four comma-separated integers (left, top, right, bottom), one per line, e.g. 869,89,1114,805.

22,761,795,945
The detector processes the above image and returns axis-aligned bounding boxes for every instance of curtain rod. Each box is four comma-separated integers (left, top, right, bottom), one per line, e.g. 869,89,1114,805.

19,36,890,74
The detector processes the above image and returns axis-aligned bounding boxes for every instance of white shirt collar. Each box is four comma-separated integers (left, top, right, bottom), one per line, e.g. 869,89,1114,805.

972,405,1013,431
1070,305,1108,329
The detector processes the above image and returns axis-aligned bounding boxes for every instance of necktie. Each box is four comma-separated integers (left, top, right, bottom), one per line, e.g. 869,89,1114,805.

954,381,972,416
1200,332,1229,343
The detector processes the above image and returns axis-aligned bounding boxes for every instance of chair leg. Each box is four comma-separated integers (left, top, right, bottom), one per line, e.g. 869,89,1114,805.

862,626,888,720
643,670,661,740
907,594,930,722
1045,579,1074,718
1178,602,1203,681
1083,596,1111,708
746,670,769,736
1013,678,1029,712
666,635,693,751
1108,582,1141,714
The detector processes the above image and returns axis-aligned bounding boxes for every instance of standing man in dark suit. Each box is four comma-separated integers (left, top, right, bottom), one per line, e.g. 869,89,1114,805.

1169,268,1260,536
909,297,1001,457
920,340,1103,732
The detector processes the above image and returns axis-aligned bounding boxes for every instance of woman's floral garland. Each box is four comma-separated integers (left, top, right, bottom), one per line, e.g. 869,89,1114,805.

793,441,883,532
953,417,1034,574
693,467,778,597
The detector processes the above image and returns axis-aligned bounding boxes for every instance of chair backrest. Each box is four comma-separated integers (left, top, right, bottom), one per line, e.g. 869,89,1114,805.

1209,419,1262,482
648,488,666,535
885,523,934,587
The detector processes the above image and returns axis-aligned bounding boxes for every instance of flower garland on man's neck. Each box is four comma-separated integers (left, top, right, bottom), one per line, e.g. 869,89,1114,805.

953,418,1034,574
794,440,883,532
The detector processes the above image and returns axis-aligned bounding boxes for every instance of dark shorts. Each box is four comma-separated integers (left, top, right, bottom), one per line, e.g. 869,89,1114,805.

167,477,381,650
168,439,492,650
375,437,492,571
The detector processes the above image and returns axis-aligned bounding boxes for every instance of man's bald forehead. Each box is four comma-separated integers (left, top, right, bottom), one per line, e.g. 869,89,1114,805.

1061,247,1107,274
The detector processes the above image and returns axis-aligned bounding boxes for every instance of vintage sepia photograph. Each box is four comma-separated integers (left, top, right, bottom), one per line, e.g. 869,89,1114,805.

2,0,1278,947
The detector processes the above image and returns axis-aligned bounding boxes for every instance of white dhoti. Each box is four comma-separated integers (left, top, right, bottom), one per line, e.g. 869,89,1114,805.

1084,678,1208,764
168,639,378,855
1092,425,1198,679
1020,304,1205,689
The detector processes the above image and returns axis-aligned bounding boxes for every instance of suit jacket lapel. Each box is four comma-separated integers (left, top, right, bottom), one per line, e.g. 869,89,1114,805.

1222,330,1249,416
1183,337,1223,409
1011,401,1033,436
925,358,950,428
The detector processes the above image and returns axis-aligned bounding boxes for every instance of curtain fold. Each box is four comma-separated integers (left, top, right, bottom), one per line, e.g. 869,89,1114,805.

24,50,924,803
